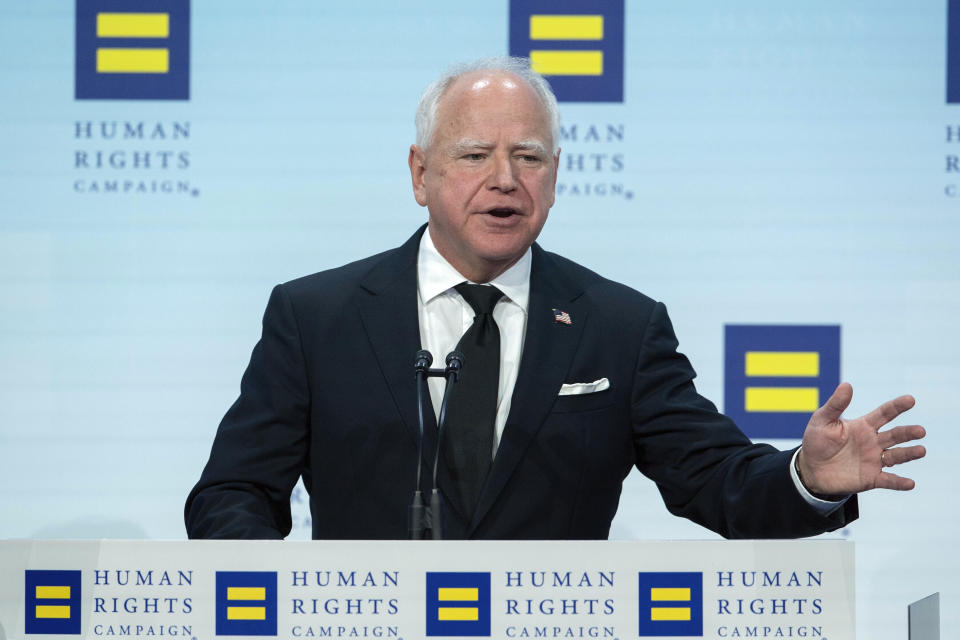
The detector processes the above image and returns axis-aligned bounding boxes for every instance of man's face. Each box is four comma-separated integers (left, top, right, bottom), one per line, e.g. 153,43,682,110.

409,71,559,283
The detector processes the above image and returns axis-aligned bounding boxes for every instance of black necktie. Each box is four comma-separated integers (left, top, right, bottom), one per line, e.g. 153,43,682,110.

443,283,504,518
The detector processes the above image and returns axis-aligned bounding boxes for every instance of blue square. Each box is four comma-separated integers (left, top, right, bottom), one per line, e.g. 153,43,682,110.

949,1,960,102
215,571,277,637
724,325,841,439
75,0,190,100
509,0,624,103
425,572,491,637
25,570,82,635
638,572,703,637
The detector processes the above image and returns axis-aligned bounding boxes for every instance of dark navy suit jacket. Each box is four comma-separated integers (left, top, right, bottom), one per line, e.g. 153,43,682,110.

185,227,856,539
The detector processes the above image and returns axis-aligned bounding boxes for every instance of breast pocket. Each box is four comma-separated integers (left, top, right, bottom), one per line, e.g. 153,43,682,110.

551,386,615,414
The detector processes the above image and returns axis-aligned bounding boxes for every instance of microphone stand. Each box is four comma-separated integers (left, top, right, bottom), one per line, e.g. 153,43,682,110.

410,350,463,540
410,350,431,541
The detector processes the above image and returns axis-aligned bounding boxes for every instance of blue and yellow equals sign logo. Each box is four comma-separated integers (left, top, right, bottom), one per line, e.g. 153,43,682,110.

426,572,491,637
215,571,277,636
25,570,82,635
725,325,840,439
509,0,624,102
75,0,190,100
95,12,171,74
638,572,703,637
949,0,960,102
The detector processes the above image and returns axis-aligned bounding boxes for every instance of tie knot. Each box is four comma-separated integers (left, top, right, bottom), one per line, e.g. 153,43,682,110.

455,283,504,316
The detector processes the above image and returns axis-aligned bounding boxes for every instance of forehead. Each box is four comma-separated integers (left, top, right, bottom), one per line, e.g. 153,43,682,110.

434,71,551,143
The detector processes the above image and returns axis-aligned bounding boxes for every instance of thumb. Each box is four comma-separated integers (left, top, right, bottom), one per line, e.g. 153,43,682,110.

815,382,853,424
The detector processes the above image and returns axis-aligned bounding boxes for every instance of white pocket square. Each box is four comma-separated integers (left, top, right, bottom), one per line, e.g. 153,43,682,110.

558,378,610,396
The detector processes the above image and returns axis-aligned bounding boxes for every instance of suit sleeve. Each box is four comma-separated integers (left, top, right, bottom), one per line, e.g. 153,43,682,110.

184,284,311,539
630,302,857,539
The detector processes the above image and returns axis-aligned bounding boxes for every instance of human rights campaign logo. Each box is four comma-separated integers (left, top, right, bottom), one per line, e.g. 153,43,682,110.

637,572,703,637
949,0,960,102
509,0,624,102
725,325,840,439
24,570,82,635
425,572,491,637
75,0,190,100
215,571,278,636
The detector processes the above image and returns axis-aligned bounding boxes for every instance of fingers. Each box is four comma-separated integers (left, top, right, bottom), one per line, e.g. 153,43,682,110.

877,424,926,450
862,394,916,431
880,444,927,467
815,382,853,423
874,471,917,491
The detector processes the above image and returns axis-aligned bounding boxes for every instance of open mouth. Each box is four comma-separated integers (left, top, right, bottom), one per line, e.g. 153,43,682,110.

486,207,519,218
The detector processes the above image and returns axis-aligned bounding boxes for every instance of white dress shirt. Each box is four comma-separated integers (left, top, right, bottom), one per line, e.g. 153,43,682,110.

415,228,843,512
417,229,530,457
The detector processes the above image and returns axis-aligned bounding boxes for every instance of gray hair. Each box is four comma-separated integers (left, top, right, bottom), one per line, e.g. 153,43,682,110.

414,57,561,153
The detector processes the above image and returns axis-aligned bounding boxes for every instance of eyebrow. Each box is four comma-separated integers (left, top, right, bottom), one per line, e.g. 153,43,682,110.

449,138,549,157
514,140,549,156
449,139,493,155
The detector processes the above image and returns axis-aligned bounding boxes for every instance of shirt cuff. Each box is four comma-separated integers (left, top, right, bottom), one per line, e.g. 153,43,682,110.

790,448,849,515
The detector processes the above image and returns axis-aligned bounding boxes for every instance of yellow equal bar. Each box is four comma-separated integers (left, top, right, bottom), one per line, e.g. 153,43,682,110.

35,605,71,619
36,586,71,599
745,387,819,412
650,587,690,601
650,607,691,621
97,13,169,38
96,48,169,73
530,50,603,76
530,15,603,40
437,607,479,621
437,587,478,601
746,351,820,377
226,606,266,621
227,587,266,600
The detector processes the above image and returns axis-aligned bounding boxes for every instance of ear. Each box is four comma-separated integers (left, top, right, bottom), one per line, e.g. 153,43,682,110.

408,145,428,207
547,148,560,208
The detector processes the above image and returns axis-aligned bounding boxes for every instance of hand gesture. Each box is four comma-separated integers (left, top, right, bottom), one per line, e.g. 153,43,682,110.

797,383,926,496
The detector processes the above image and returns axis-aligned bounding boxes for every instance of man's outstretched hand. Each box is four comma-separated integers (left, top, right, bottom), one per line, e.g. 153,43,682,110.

796,382,926,497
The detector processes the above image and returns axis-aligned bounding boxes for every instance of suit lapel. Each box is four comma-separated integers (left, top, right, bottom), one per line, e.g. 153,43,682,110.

469,245,588,533
356,227,431,451
355,226,465,524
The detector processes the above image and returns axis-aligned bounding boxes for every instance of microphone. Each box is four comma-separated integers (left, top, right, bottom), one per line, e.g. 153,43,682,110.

414,349,433,374
408,349,465,540
409,350,433,540
430,350,464,539
444,350,464,381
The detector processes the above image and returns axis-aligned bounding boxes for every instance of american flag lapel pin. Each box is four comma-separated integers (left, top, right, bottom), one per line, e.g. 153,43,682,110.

552,308,572,325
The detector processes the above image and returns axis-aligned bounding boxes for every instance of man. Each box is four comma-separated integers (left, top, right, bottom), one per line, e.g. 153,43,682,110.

185,57,926,540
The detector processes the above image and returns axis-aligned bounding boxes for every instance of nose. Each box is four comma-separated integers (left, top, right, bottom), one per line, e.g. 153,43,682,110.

487,153,517,192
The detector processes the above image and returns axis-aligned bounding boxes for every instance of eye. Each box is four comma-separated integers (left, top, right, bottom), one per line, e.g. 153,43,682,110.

517,154,541,163
462,153,486,161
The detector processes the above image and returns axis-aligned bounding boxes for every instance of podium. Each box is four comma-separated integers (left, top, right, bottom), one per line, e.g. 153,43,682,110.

1,540,855,639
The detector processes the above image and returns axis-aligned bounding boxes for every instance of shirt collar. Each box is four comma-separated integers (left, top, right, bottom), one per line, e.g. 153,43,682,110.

417,227,531,313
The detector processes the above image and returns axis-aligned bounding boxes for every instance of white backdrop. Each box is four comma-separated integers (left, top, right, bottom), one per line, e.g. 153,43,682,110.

1,2,956,638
